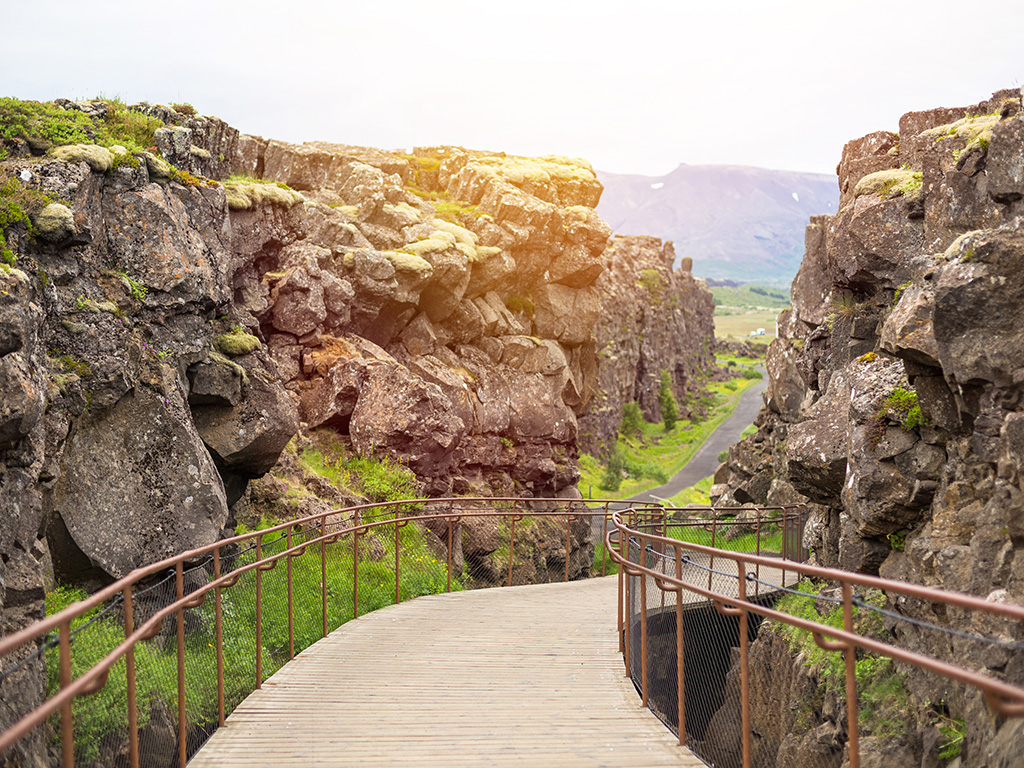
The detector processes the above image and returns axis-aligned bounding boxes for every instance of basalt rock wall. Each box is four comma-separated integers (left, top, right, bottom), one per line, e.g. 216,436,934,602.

712,88,1024,766
578,236,716,457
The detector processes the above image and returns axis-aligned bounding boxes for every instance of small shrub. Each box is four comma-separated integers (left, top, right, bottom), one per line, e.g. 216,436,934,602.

717,449,729,463
599,447,627,491
620,401,644,434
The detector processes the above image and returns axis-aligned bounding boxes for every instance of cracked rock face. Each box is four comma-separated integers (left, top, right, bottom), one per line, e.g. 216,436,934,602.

712,87,1024,767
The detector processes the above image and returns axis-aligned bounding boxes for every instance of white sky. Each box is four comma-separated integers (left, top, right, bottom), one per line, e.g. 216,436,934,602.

4,0,1023,176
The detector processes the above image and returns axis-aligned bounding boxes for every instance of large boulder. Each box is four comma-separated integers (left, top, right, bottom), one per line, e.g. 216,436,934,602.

50,385,229,580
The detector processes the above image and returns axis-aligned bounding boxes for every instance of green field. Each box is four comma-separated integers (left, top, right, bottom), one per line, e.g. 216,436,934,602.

714,310,779,340
578,377,760,500
710,284,789,308
710,283,787,341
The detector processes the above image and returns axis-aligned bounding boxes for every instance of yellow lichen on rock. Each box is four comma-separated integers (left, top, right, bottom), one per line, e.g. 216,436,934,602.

922,113,1000,151
431,218,478,247
853,169,923,200
404,232,457,257
223,179,305,211
49,144,115,173
383,251,433,274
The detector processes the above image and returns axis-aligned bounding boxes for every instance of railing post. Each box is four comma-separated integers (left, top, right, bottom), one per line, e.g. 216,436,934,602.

321,515,328,638
446,506,453,594
255,535,263,690
709,515,717,591
622,528,631,672
602,504,609,576
565,510,573,583
675,545,686,746
287,526,294,660
395,516,402,605
842,581,861,768
175,561,186,768
755,512,761,598
353,511,361,619
737,559,751,768
640,538,649,707
214,548,225,727
507,514,517,588
58,619,73,768
122,585,139,768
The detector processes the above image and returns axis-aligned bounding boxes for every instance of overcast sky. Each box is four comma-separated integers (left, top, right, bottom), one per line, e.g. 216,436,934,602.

4,1,1023,177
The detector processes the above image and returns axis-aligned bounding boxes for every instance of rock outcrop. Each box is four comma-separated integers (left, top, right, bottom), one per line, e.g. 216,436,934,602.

713,88,1024,766
578,235,716,456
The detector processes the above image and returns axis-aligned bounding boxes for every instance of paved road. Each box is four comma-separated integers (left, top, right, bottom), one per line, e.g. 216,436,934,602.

630,373,768,504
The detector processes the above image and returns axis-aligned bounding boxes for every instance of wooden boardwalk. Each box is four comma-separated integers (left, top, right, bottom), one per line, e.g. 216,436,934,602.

190,576,704,767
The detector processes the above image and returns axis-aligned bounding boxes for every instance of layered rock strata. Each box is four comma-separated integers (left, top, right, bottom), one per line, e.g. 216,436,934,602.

712,88,1024,766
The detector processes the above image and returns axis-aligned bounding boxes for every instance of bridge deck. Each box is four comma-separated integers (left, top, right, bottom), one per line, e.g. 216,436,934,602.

190,576,704,767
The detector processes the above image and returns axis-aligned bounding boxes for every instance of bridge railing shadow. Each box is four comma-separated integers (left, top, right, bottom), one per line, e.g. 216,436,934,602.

608,509,1024,768
0,497,655,768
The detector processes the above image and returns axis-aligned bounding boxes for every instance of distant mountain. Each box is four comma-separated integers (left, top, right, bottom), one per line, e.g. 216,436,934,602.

596,164,839,286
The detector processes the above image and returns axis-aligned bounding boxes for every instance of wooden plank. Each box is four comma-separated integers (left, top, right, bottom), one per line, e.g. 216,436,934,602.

189,576,706,767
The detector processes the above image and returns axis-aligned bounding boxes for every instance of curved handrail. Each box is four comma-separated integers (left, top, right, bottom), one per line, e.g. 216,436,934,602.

0,497,656,767
605,510,1024,768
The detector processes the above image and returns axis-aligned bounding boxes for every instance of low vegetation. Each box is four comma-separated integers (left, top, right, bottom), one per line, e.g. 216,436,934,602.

44,432,442,762
579,376,760,500
772,580,915,740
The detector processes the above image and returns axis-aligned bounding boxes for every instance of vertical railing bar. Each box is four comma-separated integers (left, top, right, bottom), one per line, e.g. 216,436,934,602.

124,583,139,768
321,515,328,639
640,539,649,707
602,504,609,576
58,620,73,768
395,516,402,605
564,509,572,583
737,558,751,768
214,548,225,727
755,512,761,598
675,545,686,746
287,526,294,660
507,516,517,588
446,511,453,594
175,562,186,768
255,535,263,689
353,511,361,620
843,580,861,768
618,528,626,671
709,514,717,592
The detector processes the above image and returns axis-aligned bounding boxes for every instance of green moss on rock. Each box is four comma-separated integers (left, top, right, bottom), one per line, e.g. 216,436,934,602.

214,329,261,356
49,144,115,173
853,169,923,201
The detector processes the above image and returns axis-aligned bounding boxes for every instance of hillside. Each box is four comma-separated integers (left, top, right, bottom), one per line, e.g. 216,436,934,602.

597,164,839,285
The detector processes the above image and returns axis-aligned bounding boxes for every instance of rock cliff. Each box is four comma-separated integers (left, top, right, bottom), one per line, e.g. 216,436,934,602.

0,100,719,661
712,88,1024,766
578,235,716,456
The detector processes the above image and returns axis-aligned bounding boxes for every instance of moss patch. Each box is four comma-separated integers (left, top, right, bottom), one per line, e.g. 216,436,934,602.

214,329,261,356
853,169,923,200
223,176,304,210
383,251,433,274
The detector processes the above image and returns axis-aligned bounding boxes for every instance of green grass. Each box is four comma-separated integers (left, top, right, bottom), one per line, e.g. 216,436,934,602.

0,97,163,156
665,523,784,553
45,516,454,762
710,284,789,308
772,579,912,739
579,377,760,500
667,476,713,506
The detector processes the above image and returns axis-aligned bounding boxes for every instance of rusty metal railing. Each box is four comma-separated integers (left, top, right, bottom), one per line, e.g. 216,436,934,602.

608,508,1024,768
0,497,653,768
